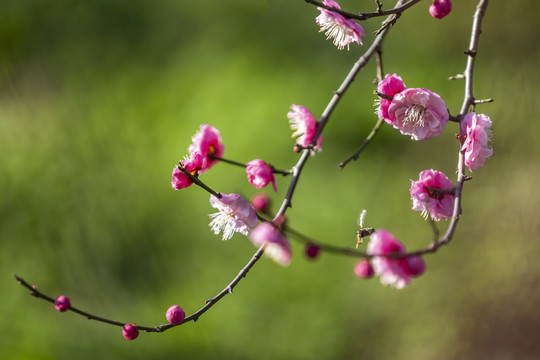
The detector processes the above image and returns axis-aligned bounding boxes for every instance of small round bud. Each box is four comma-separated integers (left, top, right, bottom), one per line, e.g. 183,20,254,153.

54,295,71,312
406,256,426,277
429,0,452,19
251,193,271,213
122,324,139,340
293,144,302,153
304,243,320,260
166,305,185,325
354,260,374,279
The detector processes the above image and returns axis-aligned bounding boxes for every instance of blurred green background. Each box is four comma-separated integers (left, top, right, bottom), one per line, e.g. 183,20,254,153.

1,0,539,359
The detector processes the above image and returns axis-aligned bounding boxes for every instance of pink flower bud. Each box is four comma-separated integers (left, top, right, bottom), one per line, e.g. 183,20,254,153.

251,193,271,213
354,260,374,278
54,295,71,312
122,324,139,340
249,222,292,266
429,0,452,19
406,256,426,277
304,243,320,260
166,305,186,325
246,159,277,192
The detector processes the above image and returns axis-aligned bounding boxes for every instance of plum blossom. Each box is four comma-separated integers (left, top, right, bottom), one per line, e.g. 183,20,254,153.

209,193,258,241
460,112,493,172
246,159,277,192
429,0,452,19
188,124,224,172
410,169,455,221
249,222,291,266
388,88,449,140
316,0,365,50
171,152,203,190
376,74,407,123
367,229,425,289
287,104,322,155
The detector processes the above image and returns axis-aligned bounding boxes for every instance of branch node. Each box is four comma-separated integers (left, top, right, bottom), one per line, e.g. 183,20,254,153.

464,49,477,57
448,73,465,80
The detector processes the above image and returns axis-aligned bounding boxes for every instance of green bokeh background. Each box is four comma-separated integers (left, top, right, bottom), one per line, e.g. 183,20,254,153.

1,1,539,359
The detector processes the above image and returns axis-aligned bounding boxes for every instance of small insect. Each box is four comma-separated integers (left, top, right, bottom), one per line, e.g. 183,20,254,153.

356,210,375,248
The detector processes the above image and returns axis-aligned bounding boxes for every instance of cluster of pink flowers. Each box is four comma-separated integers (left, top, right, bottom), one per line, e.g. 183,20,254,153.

410,169,455,221
172,124,224,190
315,0,365,50
209,193,258,241
357,230,426,289
460,112,493,172
288,104,323,155
377,74,449,140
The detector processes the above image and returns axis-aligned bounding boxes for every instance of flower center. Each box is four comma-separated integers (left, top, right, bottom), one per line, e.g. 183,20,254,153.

320,23,349,50
404,104,426,126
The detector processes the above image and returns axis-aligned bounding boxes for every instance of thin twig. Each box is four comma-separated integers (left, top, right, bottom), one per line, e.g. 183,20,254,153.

211,155,293,176
305,0,422,21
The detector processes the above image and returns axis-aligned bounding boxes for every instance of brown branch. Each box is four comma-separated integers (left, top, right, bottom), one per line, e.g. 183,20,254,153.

304,0,422,21
15,246,265,334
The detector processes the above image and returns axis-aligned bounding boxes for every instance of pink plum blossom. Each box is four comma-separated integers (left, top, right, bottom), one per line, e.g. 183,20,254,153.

367,229,425,289
410,169,455,221
166,305,185,325
376,74,407,123
288,104,322,155
316,0,365,50
171,152,203,190
460,112,493,172
429,0,452,19
354,260,374,279
188,124,224,172
246,159,277,192
54,295,71,312
122,324,139,340
388,88,449,140
249,222,292,266
209,193,258,241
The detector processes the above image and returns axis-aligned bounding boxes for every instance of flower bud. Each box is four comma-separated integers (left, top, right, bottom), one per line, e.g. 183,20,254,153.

406,256,426,277
54,295,71,312
354,260,374,279
304,243,320,260
166,305,186,325
429,0,452,19
251,193,271,213
122,324,139,340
